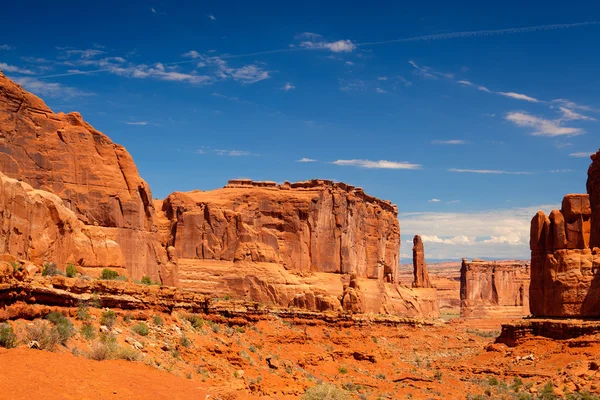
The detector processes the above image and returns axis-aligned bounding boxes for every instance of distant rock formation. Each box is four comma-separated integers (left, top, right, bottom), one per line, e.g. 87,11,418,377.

0,72,168,282
529,192,599,317
159,179,400,280
460,259,530,318
412,235,432,288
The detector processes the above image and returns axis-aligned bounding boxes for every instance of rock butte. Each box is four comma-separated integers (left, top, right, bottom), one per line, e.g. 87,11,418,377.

459,258,530,318
529,191,600,317
156,179,439,317
0,73,438,317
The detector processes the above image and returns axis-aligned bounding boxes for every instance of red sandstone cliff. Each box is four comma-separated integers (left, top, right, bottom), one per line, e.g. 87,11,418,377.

460,259,530,318
160,179,400,281
412,235,432,288
0,72,170,282
529,192,599,317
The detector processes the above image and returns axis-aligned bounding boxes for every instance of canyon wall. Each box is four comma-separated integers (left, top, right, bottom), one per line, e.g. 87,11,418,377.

530,192,599,317
0,72,169,282
160,179,400,281
460,259,530,318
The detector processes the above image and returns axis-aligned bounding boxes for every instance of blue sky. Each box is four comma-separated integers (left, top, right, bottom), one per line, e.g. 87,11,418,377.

1,0,599,260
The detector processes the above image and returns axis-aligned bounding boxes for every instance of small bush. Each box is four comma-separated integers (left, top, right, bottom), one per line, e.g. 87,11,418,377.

100,310,117,329
0,323,17,348
338,366,348,374
186,314,205,330
66,263,77,278
76,305,91,321
434,370,443,381
87,342,112,361
302,383,349,400
117,346,143,361
10,261,22,273
80,323,96,340
539,382,557,400
153,315,164,326
100,269,119,280
132,323,149,336
42,262,62,277
25,320,61,350
46,312,74,345
141,276,152,285
488,376,499,386
180,335,191,348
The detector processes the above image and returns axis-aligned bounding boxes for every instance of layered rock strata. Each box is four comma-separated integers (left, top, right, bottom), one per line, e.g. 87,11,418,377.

529,192,600,317
412,235,432,288
0,72,169,282
460,259,530,318
160,179,400,281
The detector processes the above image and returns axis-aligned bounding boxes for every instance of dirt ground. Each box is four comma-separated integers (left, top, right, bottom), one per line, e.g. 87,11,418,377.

0,308,598,399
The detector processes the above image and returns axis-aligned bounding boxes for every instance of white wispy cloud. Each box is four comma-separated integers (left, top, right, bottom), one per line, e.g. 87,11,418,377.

431,140,467,145
457,80,491,93
553,98,600,113
124,121,149,126
550,169,575,173
282,82,296,91
208,14,216,20
11,77,92,98
301,39,356,53
0,63,35,75
569,152,593,158
0,45,12,50
449,168,532,175
428,198,441,203
399,203,558,260
296,33,356,53
332,159,421,169
505,111,583,136
375,88,387,93
214,149,254,156
498,91,540,103
408,60,454,79
559,106,596,121
297,157,317,163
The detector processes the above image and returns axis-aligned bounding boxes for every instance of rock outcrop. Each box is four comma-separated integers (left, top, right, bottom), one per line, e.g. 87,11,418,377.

160,179,400,281
0,72,168,281
529,192,600,317
0,172,125,270
412,235,432,288
460,259,530,318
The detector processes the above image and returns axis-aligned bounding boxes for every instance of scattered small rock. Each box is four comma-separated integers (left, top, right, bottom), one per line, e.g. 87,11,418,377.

27,341,40,349
235,369,244,379
266,357,280,369
100,325,110,334
589,361,599,370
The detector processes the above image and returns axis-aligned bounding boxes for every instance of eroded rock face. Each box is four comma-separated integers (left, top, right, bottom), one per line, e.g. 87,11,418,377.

412,235,432,288
529,193,600,317
587,150,600,248
160,179,400,280
0,72,167,281
0,171,124,269
460,259,530,318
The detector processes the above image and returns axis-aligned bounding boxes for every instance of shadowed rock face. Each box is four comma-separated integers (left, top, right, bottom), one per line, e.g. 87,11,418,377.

529,187,600,317
0,72,169,282
412,235,432,288
160,179,400,281
460,259,530,318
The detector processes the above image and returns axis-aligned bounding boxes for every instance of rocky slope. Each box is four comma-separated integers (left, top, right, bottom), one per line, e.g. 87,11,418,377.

529,193,599,317
460,259,530,318
0,72,168,281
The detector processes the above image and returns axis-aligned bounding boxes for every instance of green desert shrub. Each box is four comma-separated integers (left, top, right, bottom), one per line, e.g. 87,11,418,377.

80,323,96,340
140,275,152,285
66,263,77,278
100,310,117,329
0,323,17,348
46,312,75,344
132,323,149,336
186,314,205,330
116,346,143,361
302,383,349,400
100,269,119,280
153,315,164,326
